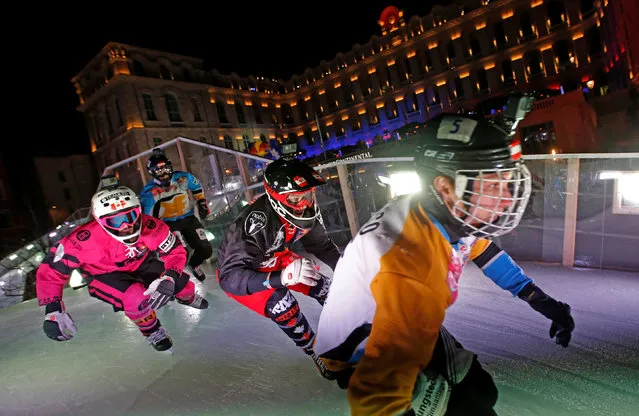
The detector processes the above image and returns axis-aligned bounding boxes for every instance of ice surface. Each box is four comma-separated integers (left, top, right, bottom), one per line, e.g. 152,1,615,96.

0,261,637,416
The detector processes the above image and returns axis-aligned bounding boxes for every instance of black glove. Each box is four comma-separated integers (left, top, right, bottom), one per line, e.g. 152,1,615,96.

518,282,575,347
197,199,210,219
43,301,78,341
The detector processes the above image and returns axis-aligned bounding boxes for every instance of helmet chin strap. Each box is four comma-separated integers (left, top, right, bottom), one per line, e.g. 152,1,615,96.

121,235,140,245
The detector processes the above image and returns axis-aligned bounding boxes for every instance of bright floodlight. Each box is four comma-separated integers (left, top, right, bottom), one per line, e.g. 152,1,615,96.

389,171,422,197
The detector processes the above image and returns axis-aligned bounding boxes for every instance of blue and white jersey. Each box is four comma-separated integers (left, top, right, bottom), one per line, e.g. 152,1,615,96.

139,171,206,222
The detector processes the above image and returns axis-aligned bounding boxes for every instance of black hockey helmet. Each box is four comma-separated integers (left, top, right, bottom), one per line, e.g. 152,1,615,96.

410,95,534,238
146,148,173,186
264,158,327,230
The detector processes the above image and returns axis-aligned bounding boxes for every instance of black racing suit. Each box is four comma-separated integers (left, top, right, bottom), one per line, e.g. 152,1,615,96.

216,194,341,296
216,194,342,351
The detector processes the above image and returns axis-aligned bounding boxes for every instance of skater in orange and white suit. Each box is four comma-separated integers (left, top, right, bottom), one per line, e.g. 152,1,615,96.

315,98,575,416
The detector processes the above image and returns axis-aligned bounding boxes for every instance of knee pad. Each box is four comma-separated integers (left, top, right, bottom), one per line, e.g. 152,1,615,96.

121,283,150,315
122,283,160,335
265,288,314,349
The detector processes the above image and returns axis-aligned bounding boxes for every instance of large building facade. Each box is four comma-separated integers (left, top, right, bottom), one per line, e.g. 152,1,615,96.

33,155,98,226
72,0,629,174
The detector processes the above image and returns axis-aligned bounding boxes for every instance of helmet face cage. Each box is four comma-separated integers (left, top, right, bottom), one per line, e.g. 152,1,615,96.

91,187,143,244
450,164,531,237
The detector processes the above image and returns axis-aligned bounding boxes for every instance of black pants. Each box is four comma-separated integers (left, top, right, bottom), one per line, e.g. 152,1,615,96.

444,357,498,416
87,254,191,313
166,216,213,268
426,327,498,416
335,326,498,416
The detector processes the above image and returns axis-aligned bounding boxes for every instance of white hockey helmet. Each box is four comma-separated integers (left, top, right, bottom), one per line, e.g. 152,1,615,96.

91,186,142,244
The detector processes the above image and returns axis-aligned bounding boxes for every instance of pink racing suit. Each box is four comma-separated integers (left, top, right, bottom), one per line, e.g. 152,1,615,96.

36,215,195,335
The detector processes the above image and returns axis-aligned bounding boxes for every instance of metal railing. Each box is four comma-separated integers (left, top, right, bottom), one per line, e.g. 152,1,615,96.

2,138,637,309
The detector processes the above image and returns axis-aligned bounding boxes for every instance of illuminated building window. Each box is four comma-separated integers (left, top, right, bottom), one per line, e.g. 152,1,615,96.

449,77,464,100
524,51,544,76
428,86,441,106
494,21,508,49
253,101,263,124
446,42,456,66
352,115,362,131
298,99,308,121
304,128,314,145
501,59,515,84
476,69,489,92
359,73,372,98
554,39,573,69
223,135,233,149
216,102,229,124
281,104,294,125
242,134,251,150
519,11,535,39
405,91,419,112
192,98,202,122
546,0,566,30
468,32,482,57
343,81,354,104
235,102,246,124
142,93,157,121
164,93,182,122
386,100,399,120
368,108,380,126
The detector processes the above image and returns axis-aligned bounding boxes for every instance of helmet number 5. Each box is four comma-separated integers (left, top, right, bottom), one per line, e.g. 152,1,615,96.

450,119,462,134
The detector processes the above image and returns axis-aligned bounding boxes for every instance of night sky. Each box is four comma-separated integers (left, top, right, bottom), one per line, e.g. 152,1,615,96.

16,1,450,158
6,2,450,223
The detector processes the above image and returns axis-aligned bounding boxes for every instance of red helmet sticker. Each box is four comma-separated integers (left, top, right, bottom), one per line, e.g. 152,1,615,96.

509,140,522,161
293,176,308,187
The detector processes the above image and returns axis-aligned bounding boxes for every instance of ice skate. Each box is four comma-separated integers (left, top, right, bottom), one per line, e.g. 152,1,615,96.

304,347,337,381
177,293,209,309
146,327,173,353
189,265,206,282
